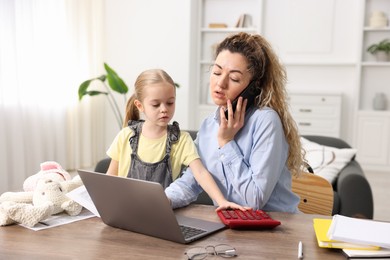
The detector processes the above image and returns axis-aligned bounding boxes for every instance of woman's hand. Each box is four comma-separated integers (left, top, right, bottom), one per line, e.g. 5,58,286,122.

218,97,247,147
215,200,252,212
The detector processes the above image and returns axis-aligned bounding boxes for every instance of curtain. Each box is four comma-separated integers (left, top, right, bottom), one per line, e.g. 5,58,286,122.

0,0,106,194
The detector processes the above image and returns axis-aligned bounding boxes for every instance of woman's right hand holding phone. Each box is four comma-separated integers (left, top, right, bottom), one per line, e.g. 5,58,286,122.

218,97,247,147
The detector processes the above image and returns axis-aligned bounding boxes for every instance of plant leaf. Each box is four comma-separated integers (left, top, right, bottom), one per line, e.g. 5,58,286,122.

78,76,107,100
98,75,107,82
78,79,93,100
85,90,108,96
104,63,128,94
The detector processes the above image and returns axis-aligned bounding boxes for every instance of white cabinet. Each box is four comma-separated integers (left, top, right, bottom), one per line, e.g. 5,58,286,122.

289,93,342,138
355,111,390,171
194,0,263,129
358,0,390,110
353,0,390,171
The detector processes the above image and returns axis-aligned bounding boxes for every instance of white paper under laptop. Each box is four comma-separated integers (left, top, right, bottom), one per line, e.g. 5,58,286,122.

77,170,225,244
66,185,100,217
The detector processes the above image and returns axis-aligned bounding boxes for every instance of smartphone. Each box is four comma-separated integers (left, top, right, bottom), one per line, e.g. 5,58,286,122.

224,81,257,119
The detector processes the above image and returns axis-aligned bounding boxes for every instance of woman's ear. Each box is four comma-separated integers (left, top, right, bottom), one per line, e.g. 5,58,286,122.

134,99,144,112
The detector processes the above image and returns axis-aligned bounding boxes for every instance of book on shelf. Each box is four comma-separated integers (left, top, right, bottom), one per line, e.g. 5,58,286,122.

235,14,252,28
208,23,227,28
328,215,390,249
313,218,380,250
342,248,390,259
235,14,245,28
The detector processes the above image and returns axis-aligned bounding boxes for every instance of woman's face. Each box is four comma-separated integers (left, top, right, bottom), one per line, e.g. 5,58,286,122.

209,50,252,107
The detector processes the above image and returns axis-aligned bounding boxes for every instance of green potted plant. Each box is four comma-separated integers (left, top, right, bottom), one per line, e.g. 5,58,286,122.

78,63,129,129
366,39,390,62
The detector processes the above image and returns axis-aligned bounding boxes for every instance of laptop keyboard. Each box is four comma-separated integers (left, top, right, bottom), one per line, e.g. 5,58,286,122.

180,225,207,239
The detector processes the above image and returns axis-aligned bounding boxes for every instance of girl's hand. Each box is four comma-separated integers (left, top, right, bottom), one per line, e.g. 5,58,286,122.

218,97,247,147
215,200,252,212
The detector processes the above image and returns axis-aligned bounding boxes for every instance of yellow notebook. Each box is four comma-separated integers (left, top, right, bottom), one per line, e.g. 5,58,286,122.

313,218,380,250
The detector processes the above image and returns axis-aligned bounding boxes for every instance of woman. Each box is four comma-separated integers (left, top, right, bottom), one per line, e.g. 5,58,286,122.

165,32,305,213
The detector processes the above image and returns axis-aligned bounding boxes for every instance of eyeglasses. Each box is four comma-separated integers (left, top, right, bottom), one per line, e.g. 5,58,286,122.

184,244,237,260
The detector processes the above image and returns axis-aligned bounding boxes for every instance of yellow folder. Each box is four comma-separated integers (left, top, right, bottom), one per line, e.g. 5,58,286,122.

313,218,380,250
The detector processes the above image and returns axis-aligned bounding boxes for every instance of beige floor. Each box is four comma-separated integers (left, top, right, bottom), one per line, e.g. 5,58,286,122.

365,171,390,221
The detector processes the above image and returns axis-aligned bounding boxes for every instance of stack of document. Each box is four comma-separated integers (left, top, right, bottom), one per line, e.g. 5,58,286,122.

313,215,390,258
313,218,379,250
327,215,390,249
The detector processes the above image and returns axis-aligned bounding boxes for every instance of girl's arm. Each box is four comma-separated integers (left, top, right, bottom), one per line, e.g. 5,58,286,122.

188,159,249,211
106,159,119,176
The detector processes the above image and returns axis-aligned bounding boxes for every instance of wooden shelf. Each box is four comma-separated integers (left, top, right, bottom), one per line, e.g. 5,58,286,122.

201,27,258,33
361,62,390,67
363,26,390,31
284,61,356,66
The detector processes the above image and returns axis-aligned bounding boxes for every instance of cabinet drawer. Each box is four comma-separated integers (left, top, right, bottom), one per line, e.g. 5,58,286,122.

290,105,340,118
295,118,340,137
295,118,339,129
289,94,341,105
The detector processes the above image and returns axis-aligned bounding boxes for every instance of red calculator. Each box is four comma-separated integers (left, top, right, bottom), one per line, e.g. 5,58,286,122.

217,209,281,229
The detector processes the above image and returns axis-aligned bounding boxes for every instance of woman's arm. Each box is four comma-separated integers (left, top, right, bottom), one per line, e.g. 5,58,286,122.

189,159,248,211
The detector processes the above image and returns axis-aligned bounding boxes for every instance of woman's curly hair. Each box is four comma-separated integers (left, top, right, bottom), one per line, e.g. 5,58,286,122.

216,32,305,177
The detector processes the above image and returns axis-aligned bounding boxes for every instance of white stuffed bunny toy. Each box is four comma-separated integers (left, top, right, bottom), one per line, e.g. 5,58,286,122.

0,161,83,227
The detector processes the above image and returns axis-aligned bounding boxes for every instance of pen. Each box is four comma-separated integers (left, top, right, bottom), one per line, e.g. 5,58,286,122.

298,241,303,259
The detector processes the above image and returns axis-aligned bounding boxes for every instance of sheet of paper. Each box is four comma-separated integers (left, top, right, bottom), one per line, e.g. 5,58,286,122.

328,214,390,249
342,248,390,258
21,208,95,231
66,185,100,217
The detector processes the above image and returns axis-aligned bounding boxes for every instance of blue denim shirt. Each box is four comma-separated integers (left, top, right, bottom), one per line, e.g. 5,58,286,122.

165,107,300,213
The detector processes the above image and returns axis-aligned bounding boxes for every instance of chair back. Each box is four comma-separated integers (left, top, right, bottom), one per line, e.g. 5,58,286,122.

292,172,334,216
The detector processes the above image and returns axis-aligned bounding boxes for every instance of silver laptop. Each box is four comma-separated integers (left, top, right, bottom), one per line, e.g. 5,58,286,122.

77,170,225,244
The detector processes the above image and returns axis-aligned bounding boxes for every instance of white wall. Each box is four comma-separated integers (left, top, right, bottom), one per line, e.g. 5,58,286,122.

102,0,362,149
102,0,195,149
263,0,361,142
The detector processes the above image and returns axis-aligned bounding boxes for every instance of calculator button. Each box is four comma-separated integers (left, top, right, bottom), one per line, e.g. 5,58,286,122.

237,210,247,220
259,211,270,219
253,211,262,220
228,210,238,219
244,211,255,220
221,210,231,219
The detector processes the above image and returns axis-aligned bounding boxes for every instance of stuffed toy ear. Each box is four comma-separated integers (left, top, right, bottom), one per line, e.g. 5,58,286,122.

23,161,71,192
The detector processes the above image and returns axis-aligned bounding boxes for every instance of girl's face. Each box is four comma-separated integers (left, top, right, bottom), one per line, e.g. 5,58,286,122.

210,50,252,107
135,82,176,128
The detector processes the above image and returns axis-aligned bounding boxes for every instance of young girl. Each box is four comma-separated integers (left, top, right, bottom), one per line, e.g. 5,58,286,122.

106,69,245,210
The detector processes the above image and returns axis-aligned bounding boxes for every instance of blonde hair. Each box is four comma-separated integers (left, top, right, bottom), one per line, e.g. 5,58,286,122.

216,32,305,177
123,69,176,127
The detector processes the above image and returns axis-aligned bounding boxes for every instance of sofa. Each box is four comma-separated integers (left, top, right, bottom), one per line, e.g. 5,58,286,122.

302,135,373,219
94,132,374,219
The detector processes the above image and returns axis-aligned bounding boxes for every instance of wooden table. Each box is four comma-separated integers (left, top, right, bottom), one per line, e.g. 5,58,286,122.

0,204,343,259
